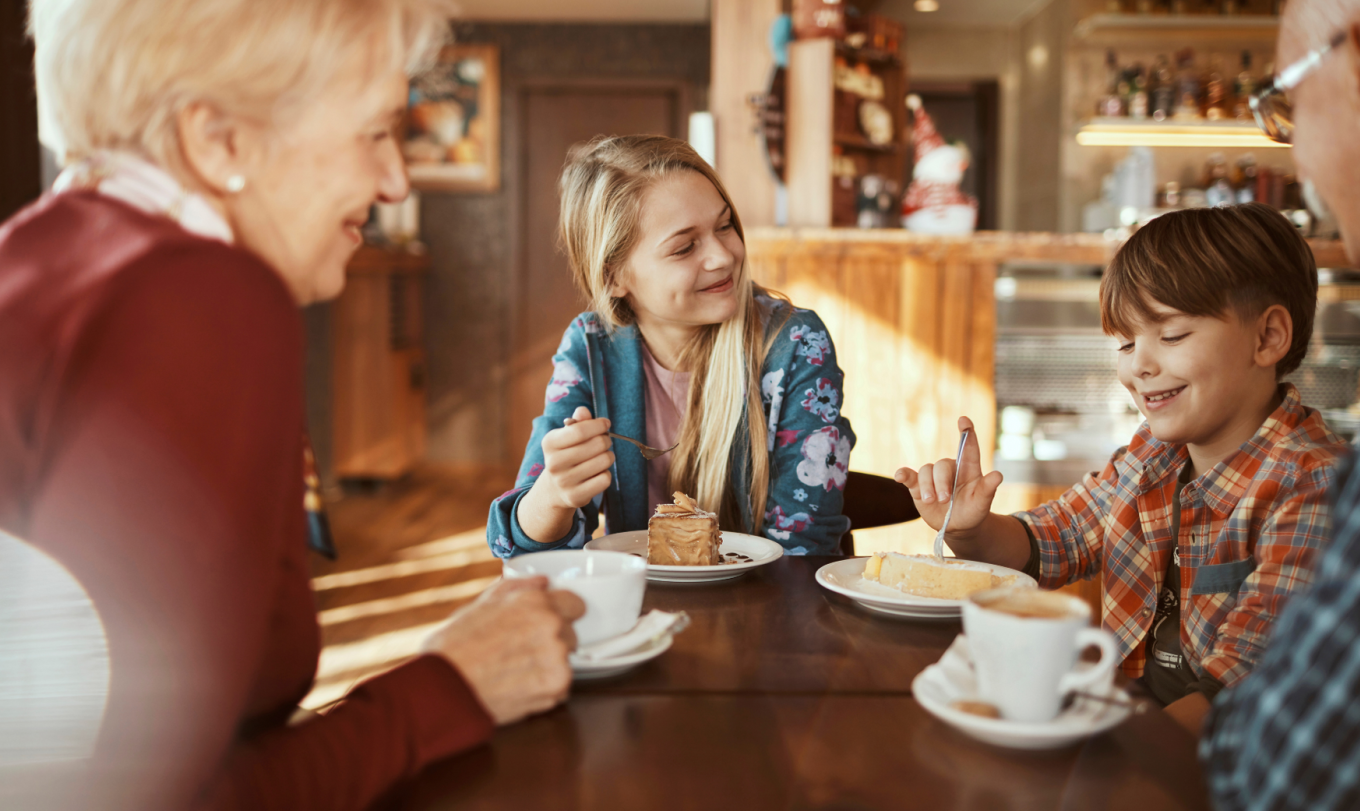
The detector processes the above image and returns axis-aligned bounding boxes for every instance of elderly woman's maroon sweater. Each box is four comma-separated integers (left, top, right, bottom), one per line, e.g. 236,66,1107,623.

0,192,494,810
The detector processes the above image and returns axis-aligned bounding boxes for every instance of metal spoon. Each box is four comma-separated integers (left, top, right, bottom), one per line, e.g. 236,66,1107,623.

933,429,970,562
1065,691,1150,715
609,432,679,462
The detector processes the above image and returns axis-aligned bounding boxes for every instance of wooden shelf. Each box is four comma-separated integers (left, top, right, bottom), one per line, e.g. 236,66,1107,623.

348,244,430,275
1075,117,1288,148
834,133,901,153
788,38,909,227
333,249,429,481
1074,13,1279,43
834,42,902,66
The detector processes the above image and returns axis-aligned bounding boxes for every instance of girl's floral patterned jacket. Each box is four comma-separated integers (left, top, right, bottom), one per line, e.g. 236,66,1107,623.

486,296,856,557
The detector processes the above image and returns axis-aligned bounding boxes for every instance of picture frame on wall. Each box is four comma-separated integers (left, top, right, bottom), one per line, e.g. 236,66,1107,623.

404,43,500,192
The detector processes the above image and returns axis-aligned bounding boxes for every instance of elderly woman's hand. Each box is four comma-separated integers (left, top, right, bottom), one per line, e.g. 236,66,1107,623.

421,576,586,725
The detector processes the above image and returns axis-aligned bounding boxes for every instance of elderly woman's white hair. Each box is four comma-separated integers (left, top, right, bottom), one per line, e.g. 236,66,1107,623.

28,0,457,169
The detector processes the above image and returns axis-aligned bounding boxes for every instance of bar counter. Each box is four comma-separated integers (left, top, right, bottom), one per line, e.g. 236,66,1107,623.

747,227,1350,553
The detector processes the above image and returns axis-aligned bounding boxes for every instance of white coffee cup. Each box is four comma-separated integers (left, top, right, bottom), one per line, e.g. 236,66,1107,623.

501,550,647,646
961,586,1119,724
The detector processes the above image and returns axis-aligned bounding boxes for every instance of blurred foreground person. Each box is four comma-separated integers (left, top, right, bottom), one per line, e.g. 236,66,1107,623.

0,1,583,809
1200,0,1360,808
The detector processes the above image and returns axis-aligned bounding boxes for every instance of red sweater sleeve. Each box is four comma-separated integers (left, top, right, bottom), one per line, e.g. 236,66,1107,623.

26,241,492,811
202,656,494,809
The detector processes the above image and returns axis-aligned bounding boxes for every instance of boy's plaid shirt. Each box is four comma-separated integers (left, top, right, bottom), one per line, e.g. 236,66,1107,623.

1018,385,1345,690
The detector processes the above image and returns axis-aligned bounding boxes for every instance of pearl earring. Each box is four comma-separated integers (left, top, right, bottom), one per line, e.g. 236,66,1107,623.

226,174,246,193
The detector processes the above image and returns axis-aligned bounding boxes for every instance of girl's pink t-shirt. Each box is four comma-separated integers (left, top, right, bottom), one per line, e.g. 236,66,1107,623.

640,343,691,513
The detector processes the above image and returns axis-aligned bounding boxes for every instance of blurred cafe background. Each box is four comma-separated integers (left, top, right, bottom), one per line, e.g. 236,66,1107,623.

2,0,1352,707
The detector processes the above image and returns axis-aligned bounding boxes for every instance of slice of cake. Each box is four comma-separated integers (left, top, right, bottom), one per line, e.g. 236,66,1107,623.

862,552,1006,600
647,492,721,566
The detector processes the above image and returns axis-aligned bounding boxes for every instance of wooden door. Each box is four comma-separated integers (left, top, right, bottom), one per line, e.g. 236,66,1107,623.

507,82,685,463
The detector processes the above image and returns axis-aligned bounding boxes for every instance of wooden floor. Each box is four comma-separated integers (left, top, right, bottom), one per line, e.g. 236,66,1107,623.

303,464,515,709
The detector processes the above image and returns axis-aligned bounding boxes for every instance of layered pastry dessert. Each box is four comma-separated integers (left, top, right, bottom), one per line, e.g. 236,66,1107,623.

862,552,1012,600
647,492,721,566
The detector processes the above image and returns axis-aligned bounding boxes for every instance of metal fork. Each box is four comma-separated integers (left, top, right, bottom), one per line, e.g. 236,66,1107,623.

933,429,970,562
609,432,679,462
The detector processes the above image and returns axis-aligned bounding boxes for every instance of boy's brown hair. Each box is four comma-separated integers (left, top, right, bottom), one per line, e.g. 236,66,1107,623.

1100,202,1317,377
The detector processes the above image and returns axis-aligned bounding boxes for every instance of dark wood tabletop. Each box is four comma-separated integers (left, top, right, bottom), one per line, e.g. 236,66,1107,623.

393,556,1211,811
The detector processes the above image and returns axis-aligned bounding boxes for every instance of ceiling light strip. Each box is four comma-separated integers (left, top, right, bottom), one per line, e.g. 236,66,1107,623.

1076,128,1290,148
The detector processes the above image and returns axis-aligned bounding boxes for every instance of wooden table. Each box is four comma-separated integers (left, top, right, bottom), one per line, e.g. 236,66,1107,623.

393,557,1210,811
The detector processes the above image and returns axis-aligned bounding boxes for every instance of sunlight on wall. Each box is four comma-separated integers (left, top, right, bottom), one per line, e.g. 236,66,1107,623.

750,241,997,556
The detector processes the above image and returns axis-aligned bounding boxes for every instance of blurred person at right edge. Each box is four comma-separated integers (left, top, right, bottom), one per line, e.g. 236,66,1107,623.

1201,0,1360,808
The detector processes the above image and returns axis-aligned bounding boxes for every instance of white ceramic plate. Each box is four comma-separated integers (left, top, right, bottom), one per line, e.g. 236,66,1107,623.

584,531,784,583
912,635,1132,750
569,635,672,680
814,557,1037,619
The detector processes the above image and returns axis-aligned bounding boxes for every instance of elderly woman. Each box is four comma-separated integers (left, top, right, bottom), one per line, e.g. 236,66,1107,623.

2,1,581,809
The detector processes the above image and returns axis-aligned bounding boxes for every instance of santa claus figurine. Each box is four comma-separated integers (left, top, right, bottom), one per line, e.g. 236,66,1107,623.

901,94,978,235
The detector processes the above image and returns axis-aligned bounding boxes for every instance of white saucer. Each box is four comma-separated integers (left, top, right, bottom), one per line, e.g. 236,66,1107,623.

585,531,784,583
913,635,1133,750
815,557,1036,620
569,635,672,680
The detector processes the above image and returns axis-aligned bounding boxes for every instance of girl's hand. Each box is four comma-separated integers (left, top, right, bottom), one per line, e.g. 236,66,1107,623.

894,416,1003,542
538,406,615,510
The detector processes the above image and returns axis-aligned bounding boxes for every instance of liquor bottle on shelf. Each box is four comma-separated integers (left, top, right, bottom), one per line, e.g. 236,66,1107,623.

1151,55,1176,121
1160,181,1182,209
1204,153,1235,207
1097,50,1126,117
1174,49,1203,121
1205,55,1230,120
1235,155,1258,204
1233,51,1256,121
1128,65,1150,119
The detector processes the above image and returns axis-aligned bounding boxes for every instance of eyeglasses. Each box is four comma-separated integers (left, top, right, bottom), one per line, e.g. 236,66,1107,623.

1250,31,1346,144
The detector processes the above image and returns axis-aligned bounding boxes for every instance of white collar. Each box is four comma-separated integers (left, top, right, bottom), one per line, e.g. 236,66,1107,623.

54,152,235,245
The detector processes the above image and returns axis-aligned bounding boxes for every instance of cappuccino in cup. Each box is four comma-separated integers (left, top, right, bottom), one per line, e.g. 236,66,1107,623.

972,588,1085,620
962,586,1119,724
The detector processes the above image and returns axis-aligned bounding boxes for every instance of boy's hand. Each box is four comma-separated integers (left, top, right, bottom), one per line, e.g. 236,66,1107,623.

894,417,1004,542
538,406,615,510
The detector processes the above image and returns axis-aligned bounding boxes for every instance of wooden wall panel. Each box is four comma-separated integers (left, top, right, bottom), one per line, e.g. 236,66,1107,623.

333,252,430,480
745,232,1029,555
711,0,780,227
838,256,900,478
785,39,835,228
897,253,943,472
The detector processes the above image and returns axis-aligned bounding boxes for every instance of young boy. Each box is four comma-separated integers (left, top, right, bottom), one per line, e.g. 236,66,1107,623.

897,202,1346,736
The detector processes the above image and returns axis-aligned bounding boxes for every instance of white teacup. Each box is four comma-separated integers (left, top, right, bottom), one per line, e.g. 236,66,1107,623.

961,586,1119,724
502,550,647,647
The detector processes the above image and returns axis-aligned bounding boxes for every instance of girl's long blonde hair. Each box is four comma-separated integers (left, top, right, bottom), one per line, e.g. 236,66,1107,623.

558,135,785,532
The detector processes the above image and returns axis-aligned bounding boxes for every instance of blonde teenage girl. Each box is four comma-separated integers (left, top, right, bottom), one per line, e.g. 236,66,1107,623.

488,135,855,557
